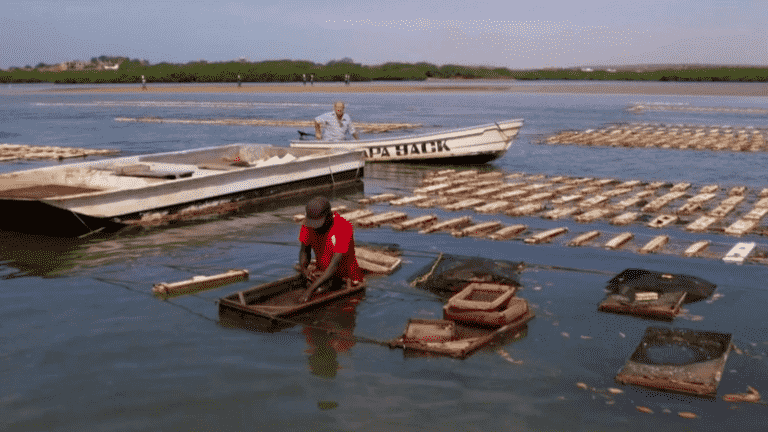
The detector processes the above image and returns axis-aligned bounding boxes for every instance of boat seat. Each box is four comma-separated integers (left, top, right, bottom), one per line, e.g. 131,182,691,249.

113,164,194,179
197,159,251,171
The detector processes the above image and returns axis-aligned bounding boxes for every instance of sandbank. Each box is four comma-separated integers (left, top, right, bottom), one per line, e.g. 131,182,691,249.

46,82,768,97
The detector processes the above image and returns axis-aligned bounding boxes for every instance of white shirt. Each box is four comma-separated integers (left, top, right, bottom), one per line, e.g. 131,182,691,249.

314,111,356,141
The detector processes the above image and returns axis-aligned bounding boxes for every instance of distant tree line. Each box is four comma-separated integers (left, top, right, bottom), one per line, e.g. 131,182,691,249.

1,58,767,83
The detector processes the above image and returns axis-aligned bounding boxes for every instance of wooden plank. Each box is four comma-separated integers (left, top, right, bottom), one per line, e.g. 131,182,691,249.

505,203,544,216
152,269,250,297
524,227,568,244
293,205,348,222
670,182,691,192
684,240,710,257
475,201,512,214
699,185,719,194
443,198,485,211
519,191,555,203
391,214,438,231
605,232,634,249
640,235,669,254
543,206,579,220
647,214,678,228
568,230,600,246
419,216,472,234
574,208,615,223
708,195,744,218
451,221,503,238
494,189,530,200
611,212,639,225
642,191,687,212
602,188,634,198
356,247,401,268
389,195,430,206
338,209,375,222
355,211,408,228
551,194,583,205
724,219,759,236
358,193,398,205
686,216,718,232
579,195,610,208
488,224,527,240
439,185,476,196
723,242,756,263
413,183,451,195
744,207,768,221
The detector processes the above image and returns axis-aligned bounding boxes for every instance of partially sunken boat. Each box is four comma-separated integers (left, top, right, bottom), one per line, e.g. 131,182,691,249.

291,119,524,164
0,144,364,236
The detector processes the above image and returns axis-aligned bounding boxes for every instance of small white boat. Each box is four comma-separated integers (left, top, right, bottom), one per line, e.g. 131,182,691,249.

291,119,523,164
0,144,364,236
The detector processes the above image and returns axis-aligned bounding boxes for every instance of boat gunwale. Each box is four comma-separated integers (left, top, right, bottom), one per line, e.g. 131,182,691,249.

290,118,524,147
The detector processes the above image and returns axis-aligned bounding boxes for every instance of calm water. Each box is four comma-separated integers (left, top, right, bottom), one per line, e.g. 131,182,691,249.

2,82,768,431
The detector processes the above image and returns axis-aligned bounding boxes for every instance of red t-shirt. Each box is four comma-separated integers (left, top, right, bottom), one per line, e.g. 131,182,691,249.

299,212,363,282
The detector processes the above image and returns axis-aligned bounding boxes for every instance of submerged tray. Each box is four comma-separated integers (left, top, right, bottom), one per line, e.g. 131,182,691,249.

615,326,732,397
389,309,535,359
598,291,687,320
218,273,365,320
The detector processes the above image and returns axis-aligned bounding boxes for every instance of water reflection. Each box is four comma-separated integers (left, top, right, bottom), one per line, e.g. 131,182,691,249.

220,292,363,378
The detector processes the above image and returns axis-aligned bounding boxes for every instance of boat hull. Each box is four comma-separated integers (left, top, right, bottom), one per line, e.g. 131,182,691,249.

290,119,523,163
0,144,365,236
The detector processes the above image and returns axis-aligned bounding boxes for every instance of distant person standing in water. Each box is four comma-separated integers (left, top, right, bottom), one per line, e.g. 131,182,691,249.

302,73,307,85
314,101,359,141
344,74,350,85
310,74,314,85
237,74,242,87
141,75,147,90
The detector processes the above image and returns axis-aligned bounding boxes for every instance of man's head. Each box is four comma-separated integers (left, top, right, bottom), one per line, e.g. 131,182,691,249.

333,101,345,119
304,196,333,231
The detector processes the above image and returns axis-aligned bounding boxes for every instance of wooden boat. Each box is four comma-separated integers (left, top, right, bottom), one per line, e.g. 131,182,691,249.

0,144,364,236
290,119,524,164
218,273,366,328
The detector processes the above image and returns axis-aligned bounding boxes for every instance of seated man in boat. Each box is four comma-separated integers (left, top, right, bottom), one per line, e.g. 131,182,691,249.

314,101,360,141
298,196,363,303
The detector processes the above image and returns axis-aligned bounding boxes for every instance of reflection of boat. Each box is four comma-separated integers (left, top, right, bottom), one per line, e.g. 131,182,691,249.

218,274,366,331
0,144,364,236
291,119,523,164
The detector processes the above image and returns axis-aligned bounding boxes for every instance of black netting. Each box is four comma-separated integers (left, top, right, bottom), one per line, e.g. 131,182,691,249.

606,268,716,304
629,326,731,366
409,254,524,294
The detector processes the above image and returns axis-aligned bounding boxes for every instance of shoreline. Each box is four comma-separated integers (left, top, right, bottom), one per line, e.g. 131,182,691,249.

40,82,768,96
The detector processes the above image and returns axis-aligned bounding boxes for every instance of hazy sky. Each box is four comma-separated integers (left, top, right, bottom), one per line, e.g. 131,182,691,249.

2,0,766,69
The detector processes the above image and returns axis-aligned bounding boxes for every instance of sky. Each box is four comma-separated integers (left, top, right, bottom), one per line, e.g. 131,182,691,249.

2,0,767,70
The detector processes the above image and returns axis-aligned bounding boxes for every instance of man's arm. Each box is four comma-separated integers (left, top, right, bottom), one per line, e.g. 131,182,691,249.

298,242,312,277
299,252,343,302
314,121,322,140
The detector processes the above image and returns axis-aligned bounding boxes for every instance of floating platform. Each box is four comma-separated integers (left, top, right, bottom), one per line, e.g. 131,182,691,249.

723,242,756,263
0,143,118,162
615,326,732,397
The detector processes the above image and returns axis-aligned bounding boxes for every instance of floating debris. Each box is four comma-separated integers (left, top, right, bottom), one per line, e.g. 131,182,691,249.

678,412,698,419
576,382,589,390
354,211,408,228
639,235,669,254
723,386,761,403
116,117,421,133
0,143,118,162
607,388,623,394
636,406,654,414
451,221,502,238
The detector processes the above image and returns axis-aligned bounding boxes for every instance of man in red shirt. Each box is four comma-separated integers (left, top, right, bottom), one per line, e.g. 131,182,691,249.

298,196,363,303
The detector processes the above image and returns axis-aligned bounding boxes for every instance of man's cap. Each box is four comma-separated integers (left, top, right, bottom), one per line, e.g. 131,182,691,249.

304,196,331,229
